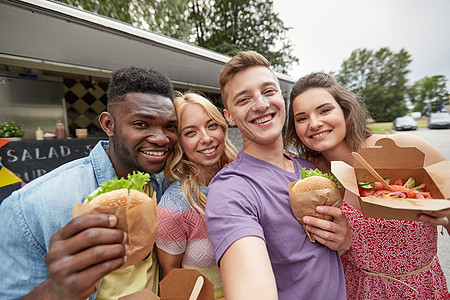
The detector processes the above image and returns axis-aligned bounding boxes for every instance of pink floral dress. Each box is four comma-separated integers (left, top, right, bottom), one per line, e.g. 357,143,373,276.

341,201,449,300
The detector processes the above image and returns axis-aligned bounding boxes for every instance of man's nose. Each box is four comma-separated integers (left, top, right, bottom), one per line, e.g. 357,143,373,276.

147,128,170,145
252,94,269,112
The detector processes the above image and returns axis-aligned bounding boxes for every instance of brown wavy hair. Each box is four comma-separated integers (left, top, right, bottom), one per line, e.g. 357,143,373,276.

284,72,373,159
164,91,238,217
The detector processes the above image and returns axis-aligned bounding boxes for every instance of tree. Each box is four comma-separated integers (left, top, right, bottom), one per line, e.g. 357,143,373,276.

335,48,411,122
411,75,449,115
201,0,298,73
139,0,194,42
56,0,298,73
57,0,136,25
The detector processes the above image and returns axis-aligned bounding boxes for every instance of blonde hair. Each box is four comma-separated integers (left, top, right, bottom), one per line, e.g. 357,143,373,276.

219,51,274,109
164,91,238,216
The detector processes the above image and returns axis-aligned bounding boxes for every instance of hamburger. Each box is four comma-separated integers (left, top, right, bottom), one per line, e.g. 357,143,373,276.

292,168,341,193
289,168,343,242
85,171,154,207
73,171,158,269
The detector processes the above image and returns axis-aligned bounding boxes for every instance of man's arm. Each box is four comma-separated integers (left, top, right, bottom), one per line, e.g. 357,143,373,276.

220,236,278,300
24,214,127,300
302,206,352,255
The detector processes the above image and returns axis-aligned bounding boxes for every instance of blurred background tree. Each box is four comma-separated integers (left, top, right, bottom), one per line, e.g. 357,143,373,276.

57,0,298,74
334,48,411,122
200,0,298,73
410,75,449,116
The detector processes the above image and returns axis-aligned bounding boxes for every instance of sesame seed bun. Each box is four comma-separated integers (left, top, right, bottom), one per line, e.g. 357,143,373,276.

87,188,150,208
292,175,337,193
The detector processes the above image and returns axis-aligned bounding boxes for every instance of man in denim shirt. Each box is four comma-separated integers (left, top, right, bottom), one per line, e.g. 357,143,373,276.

0,66,178,299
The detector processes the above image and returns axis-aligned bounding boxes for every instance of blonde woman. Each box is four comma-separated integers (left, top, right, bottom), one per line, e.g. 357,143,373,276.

156,92,237,299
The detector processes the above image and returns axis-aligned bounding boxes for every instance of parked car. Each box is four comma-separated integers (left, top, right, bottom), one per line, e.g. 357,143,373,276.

428,112,450,129
393,116,417,131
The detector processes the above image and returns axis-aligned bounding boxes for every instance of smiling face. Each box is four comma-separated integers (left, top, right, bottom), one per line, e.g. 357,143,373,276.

101,92,178,178
223,66,285,150
292,87,348,156
179,103,225,175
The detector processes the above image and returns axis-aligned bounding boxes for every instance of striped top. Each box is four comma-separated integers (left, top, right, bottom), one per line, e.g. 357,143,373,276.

156,181,223,299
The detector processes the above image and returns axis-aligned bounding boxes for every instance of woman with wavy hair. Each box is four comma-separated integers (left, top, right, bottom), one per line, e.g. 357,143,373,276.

156,91,237,299
284,72,450,299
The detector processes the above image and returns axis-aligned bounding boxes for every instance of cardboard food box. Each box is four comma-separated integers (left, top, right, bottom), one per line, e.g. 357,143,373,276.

331,138,450,221
119,269,215,300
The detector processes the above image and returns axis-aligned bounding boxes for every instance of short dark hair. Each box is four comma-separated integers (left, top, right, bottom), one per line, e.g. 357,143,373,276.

107,66,174,107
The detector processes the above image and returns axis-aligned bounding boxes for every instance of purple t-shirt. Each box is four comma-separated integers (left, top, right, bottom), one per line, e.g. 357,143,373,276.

205,152,346,299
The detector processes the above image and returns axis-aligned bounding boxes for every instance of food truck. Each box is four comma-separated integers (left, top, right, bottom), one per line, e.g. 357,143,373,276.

0,0,295,198
0,0,295,139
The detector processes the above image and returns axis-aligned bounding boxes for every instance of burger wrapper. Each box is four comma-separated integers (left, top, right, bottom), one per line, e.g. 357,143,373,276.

72,191,158,269
288,181,343,242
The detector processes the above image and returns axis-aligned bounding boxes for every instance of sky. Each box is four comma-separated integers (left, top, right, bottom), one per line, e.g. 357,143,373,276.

272,0,450,84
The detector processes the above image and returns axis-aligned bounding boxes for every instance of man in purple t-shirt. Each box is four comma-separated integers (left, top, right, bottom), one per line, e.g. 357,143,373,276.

205,51,351,299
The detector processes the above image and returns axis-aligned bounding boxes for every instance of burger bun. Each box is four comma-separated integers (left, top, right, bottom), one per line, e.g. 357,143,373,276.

292,175,337,193
87,188,150,208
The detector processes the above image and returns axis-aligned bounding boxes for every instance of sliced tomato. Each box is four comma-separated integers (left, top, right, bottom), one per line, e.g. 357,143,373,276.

390,185,411,194
359,186,376,197
407,189,419,198
374,181,384,191
416,191,433,199
392,178,403,186
414,183,426,191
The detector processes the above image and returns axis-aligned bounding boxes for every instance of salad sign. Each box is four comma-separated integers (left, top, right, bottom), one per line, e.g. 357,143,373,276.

0,137,105,183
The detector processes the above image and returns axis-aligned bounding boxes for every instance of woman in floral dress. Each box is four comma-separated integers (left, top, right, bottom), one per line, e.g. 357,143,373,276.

284,72,450,299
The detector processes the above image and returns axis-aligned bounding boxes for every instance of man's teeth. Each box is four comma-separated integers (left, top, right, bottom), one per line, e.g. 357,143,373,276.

254,115,272,124
200,147,215,154
143,150,164,156
312,132,329,138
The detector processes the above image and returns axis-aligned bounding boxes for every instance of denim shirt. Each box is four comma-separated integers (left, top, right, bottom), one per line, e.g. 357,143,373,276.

0,141,171,299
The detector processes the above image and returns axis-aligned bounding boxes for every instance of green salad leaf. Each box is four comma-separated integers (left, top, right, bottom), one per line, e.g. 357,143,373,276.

300,167,342,190
86,171,151,202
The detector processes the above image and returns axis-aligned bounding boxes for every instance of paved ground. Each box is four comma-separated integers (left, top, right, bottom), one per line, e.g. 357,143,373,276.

407,128,450,289
227,127,450,289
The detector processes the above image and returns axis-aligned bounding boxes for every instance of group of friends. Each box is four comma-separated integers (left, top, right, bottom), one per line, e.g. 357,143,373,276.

0,51,449,300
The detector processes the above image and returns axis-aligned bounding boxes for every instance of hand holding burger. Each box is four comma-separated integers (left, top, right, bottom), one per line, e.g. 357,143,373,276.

289,168,343,242
73,171,158,269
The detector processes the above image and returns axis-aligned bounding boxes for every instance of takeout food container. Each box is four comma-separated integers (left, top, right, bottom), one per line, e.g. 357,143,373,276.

331,138,450,221
119,269,215,300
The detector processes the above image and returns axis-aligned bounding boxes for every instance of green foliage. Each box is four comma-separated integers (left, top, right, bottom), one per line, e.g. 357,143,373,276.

335,48,411,122
58,0,134,24
300,167,342,190
86,171,151,201
201,0,298,74
410,75,449,115
0,121,25,138
140,0,194,42
56,0,298,73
